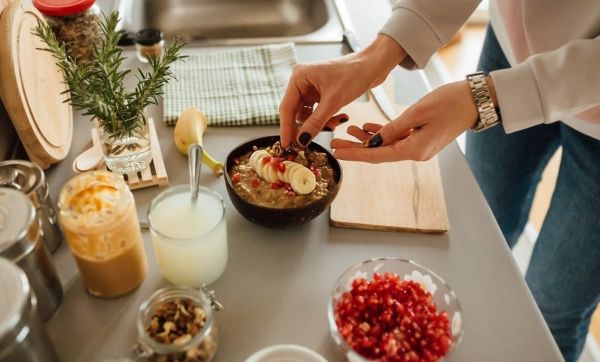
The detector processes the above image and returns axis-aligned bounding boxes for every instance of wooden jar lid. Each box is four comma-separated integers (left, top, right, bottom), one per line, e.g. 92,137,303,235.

0,3,73,168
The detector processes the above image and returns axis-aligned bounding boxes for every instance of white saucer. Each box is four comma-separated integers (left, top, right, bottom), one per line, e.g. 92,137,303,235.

245,344,328,362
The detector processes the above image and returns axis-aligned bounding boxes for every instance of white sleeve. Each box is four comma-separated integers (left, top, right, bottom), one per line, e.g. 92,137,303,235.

379,0,481,69
491,37,600,132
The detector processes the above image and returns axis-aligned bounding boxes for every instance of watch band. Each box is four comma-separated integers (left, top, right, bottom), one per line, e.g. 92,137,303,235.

467,72,500,132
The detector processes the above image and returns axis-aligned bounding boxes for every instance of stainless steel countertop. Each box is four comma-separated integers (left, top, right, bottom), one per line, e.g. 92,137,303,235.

43,0,562,361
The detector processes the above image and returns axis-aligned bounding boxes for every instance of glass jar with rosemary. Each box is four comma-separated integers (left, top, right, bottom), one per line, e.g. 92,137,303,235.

34,12,186,174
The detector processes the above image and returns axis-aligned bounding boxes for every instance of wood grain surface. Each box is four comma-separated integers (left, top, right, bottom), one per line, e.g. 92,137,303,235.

330,81,449,233
0,3,72,168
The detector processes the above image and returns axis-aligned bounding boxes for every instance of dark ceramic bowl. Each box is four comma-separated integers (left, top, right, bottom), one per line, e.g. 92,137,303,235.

224,136,342,228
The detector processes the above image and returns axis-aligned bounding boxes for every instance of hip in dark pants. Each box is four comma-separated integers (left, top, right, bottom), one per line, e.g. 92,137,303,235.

465,25,600,362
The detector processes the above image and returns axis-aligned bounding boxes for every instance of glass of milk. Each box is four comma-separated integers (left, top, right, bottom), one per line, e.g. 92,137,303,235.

147,185,227,286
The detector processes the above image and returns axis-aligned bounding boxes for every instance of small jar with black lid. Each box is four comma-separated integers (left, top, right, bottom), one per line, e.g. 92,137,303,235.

33,0,102,63
135,28,164,63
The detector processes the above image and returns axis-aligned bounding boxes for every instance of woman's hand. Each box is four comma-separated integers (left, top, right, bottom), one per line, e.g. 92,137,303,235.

279,35,406,148
332,78,497,162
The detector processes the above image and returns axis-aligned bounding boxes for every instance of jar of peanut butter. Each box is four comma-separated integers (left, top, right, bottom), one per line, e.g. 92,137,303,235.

58,171,148,298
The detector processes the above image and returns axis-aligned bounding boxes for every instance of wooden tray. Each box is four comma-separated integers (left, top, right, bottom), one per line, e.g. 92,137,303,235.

93,118,168,190
330,81,449,234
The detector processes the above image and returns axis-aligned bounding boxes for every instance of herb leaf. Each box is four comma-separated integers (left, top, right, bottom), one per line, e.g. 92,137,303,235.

34,11,186,139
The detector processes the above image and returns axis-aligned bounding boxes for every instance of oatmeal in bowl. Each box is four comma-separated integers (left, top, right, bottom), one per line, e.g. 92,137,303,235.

225,136,342,227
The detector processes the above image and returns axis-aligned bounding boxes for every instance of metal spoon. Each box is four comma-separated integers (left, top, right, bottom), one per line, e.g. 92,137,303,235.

140,144,203,232
188,143,203,201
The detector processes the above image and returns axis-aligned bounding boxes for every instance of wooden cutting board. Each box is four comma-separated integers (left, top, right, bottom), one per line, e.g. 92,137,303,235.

330,81,449,234
0,3,73,169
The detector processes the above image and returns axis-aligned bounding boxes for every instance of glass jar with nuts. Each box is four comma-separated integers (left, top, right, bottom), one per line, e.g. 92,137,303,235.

135,286,223,362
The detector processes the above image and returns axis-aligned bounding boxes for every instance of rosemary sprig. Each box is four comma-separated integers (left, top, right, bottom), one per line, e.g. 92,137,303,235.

34,11,186,139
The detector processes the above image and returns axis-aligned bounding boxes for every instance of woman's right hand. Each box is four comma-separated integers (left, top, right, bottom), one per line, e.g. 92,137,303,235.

279,35,406,148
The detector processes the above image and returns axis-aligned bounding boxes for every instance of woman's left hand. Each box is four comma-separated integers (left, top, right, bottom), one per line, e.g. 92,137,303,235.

331,78,496,163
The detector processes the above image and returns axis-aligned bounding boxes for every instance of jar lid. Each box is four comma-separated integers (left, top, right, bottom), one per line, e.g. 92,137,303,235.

0,258,30,343
135,28,163,46
0,160,45,197
33,0,95,17
0,189,37,260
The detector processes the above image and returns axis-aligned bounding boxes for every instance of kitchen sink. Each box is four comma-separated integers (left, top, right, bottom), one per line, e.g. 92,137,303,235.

114,0,344,45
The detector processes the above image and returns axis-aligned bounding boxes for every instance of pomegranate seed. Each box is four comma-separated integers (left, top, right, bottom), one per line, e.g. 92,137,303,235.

283,183,292,191
251,179,260,188
262,156,272,164
277,162,286,172
270,180,284,189
334,273,452,361
231,173,241,184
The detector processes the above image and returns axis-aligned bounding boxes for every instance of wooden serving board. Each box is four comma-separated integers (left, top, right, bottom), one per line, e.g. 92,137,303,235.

330,82,449,234
0,3,73,169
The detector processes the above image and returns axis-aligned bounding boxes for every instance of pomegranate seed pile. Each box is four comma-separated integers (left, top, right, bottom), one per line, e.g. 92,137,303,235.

334,273,452,362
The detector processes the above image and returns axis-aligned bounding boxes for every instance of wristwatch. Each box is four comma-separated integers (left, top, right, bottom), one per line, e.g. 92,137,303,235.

466,71,501,132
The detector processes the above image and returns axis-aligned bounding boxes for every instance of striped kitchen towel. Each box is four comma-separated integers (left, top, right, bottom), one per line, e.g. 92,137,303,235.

164,43,297,126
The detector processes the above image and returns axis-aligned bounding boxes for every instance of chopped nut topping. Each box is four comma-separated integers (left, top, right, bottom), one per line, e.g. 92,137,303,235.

145,298,217,362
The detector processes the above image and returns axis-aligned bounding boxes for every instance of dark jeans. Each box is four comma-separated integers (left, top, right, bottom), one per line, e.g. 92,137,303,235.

465,26,600,362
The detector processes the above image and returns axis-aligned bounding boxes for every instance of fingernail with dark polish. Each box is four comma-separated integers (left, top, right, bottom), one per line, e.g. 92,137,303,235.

339,117,349,123
298,132,312,146
367,133,383,148
323,126,333,132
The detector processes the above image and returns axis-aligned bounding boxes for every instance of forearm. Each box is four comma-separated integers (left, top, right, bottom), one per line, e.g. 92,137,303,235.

356,34,407,88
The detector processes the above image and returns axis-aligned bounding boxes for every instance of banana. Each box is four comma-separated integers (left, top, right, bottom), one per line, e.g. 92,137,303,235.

249,150,266,169
283,163,301,184
278,161,293,181
173,107,224,177
290,167,317,195
255,158,266,179
248,150,317,194
267,164,279,183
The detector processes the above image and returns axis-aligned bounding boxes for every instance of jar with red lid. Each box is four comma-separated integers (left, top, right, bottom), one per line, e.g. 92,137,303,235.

33,0,102,62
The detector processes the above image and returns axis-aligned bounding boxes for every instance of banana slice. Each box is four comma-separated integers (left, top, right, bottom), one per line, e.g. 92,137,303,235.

278,161,293,181
250,150,269,169
255,158,267,179
266,163,279,183
283,163,301,184
291,167,317,195
249,151,260,169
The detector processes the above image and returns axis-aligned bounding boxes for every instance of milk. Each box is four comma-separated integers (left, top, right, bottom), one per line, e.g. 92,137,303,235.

148,186,227,286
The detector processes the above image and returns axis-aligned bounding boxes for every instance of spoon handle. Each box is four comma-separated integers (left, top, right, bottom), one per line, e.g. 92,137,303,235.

189,144,203,200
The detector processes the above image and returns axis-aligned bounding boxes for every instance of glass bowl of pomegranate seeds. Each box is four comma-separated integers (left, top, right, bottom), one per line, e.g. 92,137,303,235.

328,258,464,362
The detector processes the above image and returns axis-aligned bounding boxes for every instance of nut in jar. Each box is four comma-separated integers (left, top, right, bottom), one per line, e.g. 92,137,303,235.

135,286,223,362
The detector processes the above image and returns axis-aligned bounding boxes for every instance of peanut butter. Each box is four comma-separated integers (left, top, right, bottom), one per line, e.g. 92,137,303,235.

58,171,147,298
